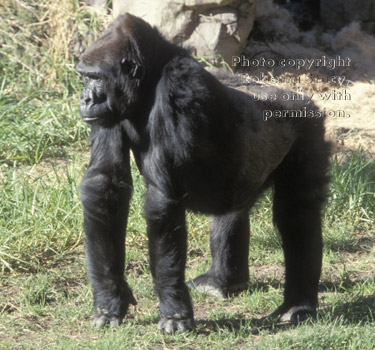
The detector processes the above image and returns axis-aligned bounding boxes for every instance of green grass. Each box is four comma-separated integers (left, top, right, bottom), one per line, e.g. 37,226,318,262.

1,1,375,349
0,95,88,164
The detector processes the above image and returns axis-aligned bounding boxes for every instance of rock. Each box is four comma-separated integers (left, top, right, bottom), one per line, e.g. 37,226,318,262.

112,0,256,63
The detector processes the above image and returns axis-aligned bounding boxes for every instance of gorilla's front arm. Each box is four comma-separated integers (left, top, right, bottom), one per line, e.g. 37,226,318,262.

80,124,136,326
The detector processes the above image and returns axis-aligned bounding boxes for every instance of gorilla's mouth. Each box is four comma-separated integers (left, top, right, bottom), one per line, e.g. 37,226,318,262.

79,99,111,123
82,116,100,122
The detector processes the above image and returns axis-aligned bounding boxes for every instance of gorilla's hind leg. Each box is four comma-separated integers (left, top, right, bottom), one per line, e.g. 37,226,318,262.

187,210,250,299
271,136,330,323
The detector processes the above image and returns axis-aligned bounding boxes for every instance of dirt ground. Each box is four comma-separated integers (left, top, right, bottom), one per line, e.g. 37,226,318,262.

240,1,375,159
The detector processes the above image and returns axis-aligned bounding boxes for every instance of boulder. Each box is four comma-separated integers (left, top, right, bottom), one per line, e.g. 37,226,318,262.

112,0,256,63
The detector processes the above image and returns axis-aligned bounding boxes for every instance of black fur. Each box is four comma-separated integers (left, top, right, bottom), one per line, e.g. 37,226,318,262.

77,14,330,332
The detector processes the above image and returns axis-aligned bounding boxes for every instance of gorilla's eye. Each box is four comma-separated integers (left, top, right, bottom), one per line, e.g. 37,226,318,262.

82,75,101,87
88,74,102,81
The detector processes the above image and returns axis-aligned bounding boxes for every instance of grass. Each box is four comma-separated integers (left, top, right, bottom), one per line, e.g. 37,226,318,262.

1,0,375,349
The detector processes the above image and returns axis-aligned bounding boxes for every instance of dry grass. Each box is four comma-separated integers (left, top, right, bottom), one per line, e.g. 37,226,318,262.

0,0,110,94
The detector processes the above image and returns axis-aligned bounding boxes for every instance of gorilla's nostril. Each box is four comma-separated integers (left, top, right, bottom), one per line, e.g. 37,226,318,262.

81,88,94,104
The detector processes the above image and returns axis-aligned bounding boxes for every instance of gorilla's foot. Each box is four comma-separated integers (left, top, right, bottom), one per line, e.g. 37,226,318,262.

92,312,123,327
92,308,122,328
266,304,316,324
186,273,248,300
92,286,137,328
158,315,195,333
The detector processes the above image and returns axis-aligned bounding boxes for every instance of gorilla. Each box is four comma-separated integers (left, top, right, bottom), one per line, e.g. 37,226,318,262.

76,14,330,333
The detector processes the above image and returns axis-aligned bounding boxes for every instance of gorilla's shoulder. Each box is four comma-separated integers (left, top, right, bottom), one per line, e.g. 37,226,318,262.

157,55,228,103
160,56,211,87
163,55,204,75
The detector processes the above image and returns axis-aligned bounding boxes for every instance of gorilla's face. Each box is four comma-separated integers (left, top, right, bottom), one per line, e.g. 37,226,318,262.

76,24,144,126
76,64,112,123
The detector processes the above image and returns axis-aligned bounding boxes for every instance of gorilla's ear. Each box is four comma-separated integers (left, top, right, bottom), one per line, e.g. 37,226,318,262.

121,58,143,79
